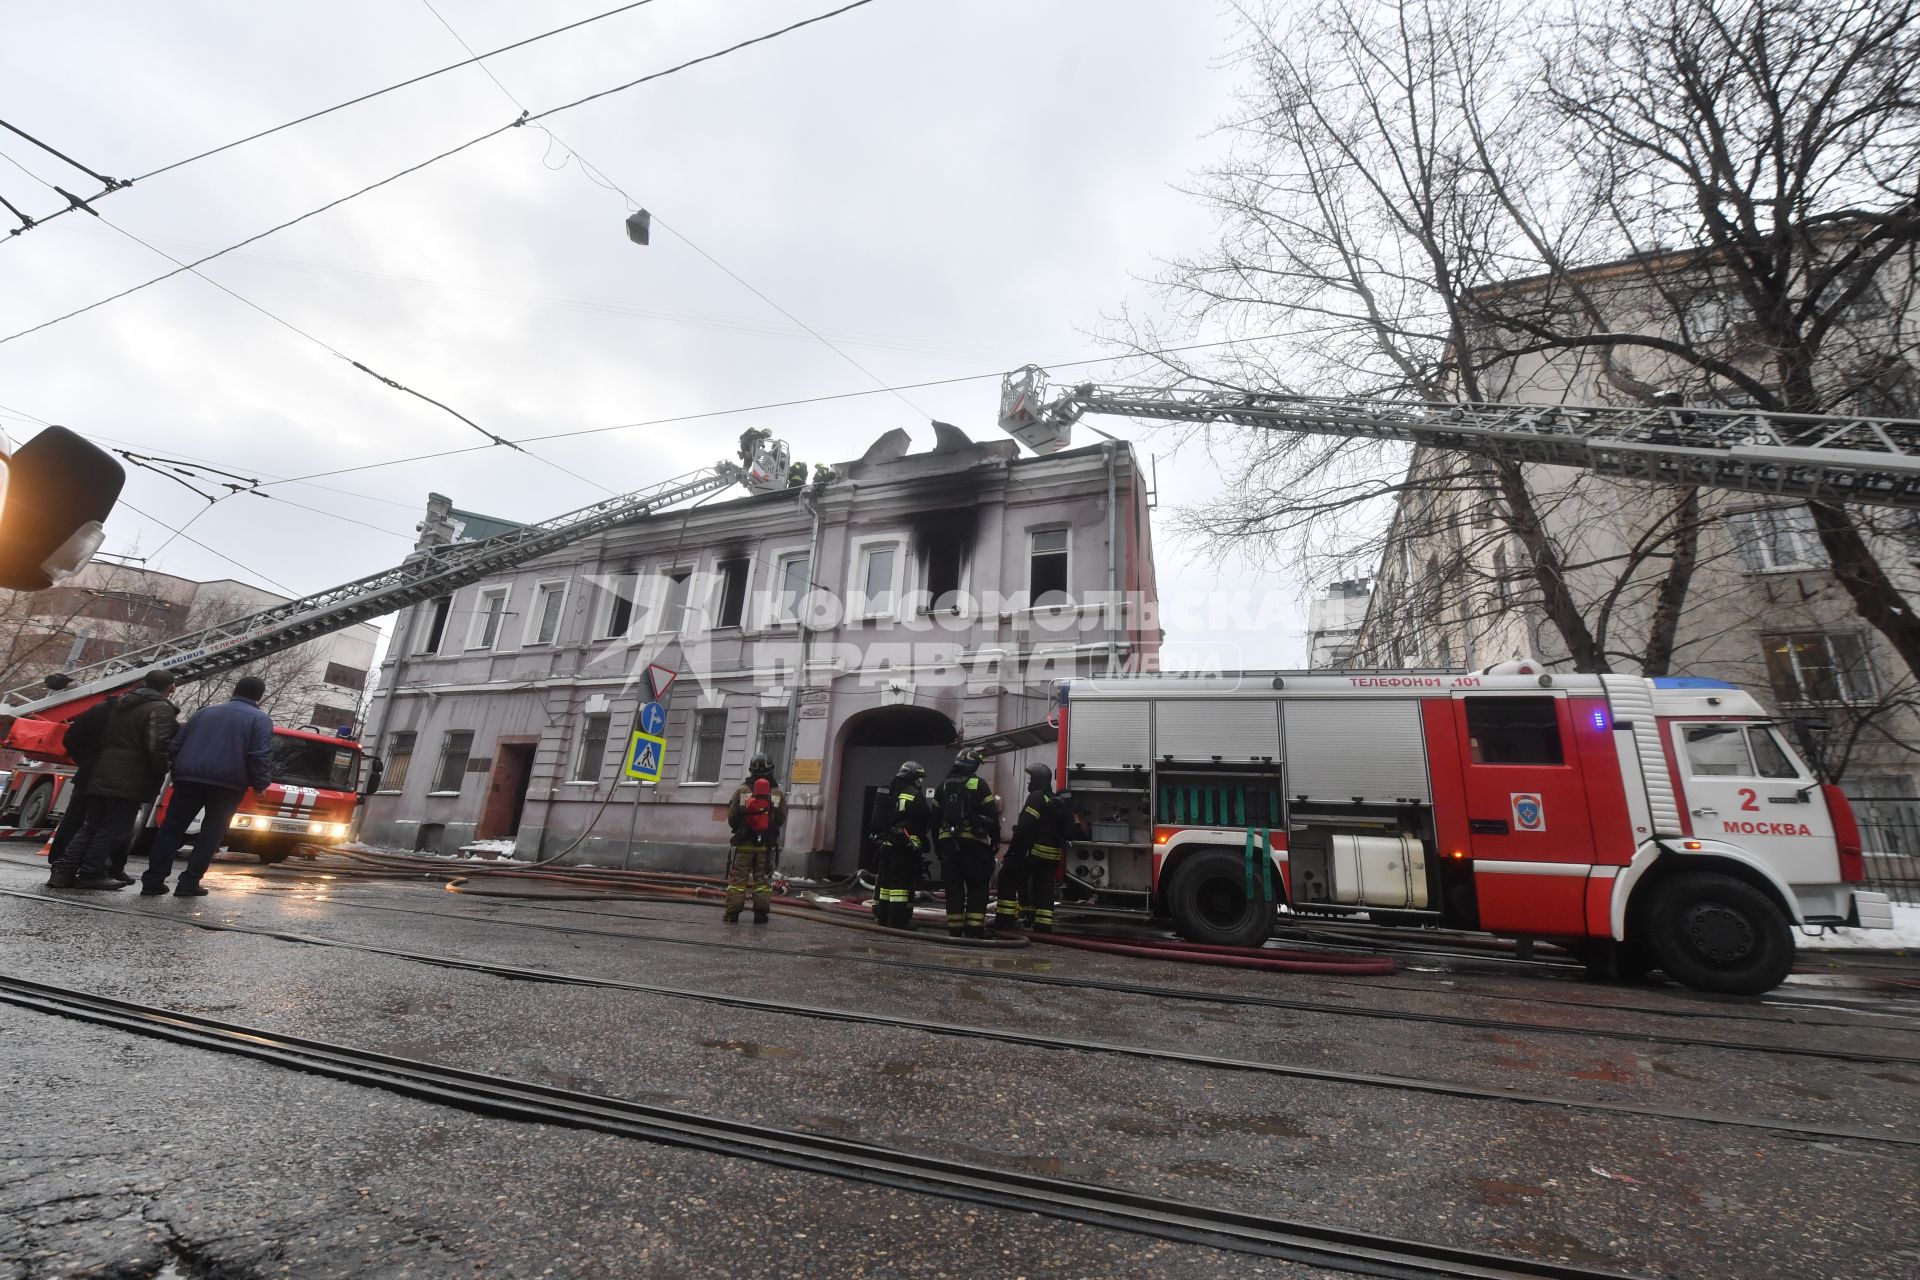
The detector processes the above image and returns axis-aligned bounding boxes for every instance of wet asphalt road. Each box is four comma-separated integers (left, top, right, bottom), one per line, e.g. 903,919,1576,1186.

2,850,1917,1280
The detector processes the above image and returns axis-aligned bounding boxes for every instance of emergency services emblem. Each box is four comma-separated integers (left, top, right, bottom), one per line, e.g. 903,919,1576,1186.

1511,793,1545,832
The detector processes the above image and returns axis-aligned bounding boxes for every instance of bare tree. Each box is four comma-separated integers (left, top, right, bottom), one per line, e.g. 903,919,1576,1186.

170,586,334,725
1142,0,1920,691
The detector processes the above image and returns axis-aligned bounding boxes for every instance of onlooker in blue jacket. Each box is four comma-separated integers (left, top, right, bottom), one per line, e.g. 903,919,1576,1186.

141,675,275,898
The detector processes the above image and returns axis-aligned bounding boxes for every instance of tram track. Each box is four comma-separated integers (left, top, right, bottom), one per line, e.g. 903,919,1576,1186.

4,885,1916,1147
130,869,1920,1059
5,849,1906,1028
0,971,1651,1280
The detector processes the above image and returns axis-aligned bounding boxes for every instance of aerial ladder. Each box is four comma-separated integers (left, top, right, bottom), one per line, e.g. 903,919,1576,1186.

999,365,1920,509
0,442,791,747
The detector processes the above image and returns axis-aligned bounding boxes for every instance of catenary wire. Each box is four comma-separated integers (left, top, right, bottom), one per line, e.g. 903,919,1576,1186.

115,500,297,594
0,0,669,241
252,334,1291,489
0,0,889,346
416,0,927,419
0,117,120,189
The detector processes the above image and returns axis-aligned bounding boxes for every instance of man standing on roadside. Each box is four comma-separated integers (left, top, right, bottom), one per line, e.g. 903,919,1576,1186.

141,675,273,898
43,689,119,879
48,671,178,891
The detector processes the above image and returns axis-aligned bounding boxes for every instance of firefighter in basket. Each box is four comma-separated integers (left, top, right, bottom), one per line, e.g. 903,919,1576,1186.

873,760,933,930
997,763,1074,933
935,748,1001,938
723,754,785,924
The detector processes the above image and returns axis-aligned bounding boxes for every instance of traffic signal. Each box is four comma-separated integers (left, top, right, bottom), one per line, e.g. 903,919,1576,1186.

0,426,125,590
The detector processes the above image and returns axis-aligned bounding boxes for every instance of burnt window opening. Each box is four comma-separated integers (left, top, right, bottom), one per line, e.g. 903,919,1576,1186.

1029,528,1070,606
716,558,750,629
924,539,965,613
418,596,451,654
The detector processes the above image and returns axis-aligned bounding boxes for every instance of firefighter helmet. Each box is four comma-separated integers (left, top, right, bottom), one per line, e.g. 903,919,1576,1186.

952,747,984,772
747,753,774,778
896,760,927,784
1024,762,1053,792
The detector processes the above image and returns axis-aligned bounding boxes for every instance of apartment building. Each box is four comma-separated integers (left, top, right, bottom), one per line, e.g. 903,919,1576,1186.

360,425,1160,873
1352,246,1920,796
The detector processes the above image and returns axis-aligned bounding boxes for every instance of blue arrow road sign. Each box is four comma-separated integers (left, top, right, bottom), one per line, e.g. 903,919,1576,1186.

624,729,667,783
638,700,667,737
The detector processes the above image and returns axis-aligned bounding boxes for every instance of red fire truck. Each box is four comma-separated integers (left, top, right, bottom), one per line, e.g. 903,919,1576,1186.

1051,662,1893,994
0,724,368,863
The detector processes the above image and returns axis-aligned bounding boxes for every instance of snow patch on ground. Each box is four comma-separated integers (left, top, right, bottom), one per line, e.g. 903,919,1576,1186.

1797,902,1920,951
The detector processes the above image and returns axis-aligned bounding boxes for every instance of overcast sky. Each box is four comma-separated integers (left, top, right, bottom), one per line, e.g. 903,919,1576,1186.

1,0,1321,668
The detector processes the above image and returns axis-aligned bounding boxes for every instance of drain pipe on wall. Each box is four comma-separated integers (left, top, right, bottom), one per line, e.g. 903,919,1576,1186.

782,481,827,851
1104,442,1119,677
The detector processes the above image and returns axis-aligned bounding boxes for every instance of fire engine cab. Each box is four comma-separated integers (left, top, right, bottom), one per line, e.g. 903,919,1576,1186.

0,724,368,863
1053,662,1892,994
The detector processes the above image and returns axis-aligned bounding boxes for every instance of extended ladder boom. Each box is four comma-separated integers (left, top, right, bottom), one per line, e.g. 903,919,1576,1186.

1,462,746,723
999,366,1920,509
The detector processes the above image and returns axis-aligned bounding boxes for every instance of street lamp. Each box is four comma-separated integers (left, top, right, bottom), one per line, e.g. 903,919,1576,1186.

624,209,651,246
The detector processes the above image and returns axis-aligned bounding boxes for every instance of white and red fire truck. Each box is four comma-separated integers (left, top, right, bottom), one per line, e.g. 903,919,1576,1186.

1050,662,1893,995
0,724,368,862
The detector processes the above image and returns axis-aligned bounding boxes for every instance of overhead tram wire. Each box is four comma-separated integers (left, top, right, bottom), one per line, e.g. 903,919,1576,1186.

0,0,669,241
417,0,929,420
115,500,298,596
0,0,890,349
248,334,1289,490
0,148,614,500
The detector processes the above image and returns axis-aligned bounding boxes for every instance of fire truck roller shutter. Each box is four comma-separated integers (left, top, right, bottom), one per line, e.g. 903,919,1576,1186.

1153,699,1281,762
1281,700,1430,804
1066,699,1149,769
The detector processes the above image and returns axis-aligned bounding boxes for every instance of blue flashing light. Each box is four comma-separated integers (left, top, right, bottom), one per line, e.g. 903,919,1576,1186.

1591,709,1609,731
1650,676,1738,690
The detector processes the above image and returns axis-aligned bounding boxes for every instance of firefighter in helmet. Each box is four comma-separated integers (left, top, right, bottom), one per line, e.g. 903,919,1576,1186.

999,762,1073,932
723,754,785,924
875,760,933,929
935,748,1001,938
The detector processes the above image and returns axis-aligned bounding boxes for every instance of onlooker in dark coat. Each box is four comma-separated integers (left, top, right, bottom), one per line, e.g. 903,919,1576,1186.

44,694,118,878
142,675,274,898
49,671,179,890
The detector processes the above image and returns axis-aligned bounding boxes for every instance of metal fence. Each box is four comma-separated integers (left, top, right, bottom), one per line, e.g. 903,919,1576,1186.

1850,795,1920,906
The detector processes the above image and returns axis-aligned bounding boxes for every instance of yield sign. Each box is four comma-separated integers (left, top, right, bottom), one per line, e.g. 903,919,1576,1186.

645,663,678,702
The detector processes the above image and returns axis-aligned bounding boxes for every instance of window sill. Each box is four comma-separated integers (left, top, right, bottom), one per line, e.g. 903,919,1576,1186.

425,790,463,797
561,780,600,787
1739,565,1825,577
373,789,405,796
680,781,719,788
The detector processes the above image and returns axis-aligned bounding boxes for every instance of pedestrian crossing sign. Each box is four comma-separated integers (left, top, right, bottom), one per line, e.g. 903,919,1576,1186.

624,729,667,783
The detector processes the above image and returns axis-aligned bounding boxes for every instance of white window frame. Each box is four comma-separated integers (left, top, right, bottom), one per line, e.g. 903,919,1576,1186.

1763,630,1879,705
1728,506,1825,574
755,705,790,769
571,711,611,783
761,546,813,629
653,565,695,636
523,579,569,647
595,573,639,640
849,535,906,622
466,586,510,651
1026,526,1073,607
684,707,729,785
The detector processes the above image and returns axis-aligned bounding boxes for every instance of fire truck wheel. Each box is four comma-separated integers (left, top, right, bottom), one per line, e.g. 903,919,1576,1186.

1642,872,1794,996
16,783,53,829
1167,847,1279,948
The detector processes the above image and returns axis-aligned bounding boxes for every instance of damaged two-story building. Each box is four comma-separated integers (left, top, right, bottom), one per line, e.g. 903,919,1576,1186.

358,423,1159,874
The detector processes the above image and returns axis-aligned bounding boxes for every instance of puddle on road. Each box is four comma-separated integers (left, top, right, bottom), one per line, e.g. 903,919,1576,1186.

1475,1177,1546,1207
1164,1158,1263,1185
700,1039,799,1060
1866,1070,1920,1086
